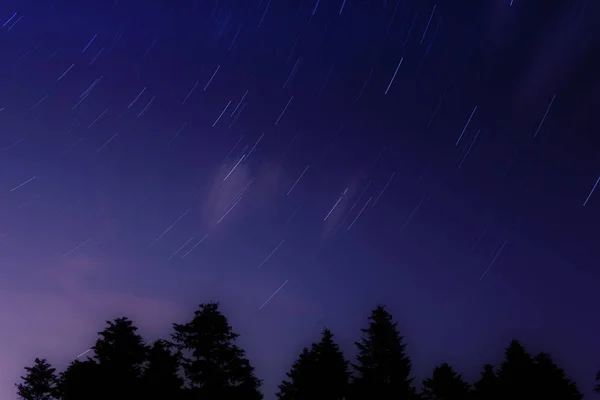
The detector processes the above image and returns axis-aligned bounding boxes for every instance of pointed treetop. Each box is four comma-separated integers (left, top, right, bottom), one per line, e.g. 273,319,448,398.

320,328,334,342
504,339,531,360
173,301,240,345
92,317,148,367
473,363,499,400
352,305,415,399
16,358,59,400
499,339,533,370
500,339,534,377
421,362,470,400
357,305,407,355
172,301,262,400
477,364,498,383
371,305,394,322
277,328,349,400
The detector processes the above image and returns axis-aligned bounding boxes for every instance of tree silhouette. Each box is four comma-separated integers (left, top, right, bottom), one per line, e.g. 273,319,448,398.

277,347,314,399
276,328,349,400
91,317,149,399
421,362,470,400
13,302,591,400
495,340,584,400
472,364,499,400
140,339,185,400
531,353,582,400
595,370,600,394
351,305,416,400
496,339,535,400
58,359,103,400
172,301,263,400
16,358,59,400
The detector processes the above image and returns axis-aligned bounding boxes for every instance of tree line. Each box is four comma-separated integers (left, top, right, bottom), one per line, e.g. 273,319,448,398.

15,302,599,400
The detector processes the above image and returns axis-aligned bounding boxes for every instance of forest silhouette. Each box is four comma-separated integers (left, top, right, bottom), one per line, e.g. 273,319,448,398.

15,302,599,400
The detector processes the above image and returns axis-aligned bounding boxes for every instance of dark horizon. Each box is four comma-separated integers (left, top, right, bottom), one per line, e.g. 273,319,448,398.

1,0,599,399
14,301,593,399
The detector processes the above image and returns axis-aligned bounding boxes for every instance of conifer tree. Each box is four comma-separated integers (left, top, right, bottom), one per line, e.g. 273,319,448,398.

351,305,416,400
492,340,585,400
277,348,315,399
58,359,104,400
496,340,535,400
473,364,499,400
15,358,59,400
91,317,148,400
276,328,349,400
531,353,582,400
172,302,262,400
141,340,185,399
595,370,600,394
92,317,148,373
421,362,470,400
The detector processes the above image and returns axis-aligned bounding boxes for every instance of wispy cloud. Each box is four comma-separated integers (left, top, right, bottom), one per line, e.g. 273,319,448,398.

201,158,288,231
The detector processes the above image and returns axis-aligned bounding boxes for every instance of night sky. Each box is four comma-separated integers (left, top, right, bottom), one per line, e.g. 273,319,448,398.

0,0,599,398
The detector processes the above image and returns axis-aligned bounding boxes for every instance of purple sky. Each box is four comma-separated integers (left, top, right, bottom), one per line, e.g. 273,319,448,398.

1,0,599,398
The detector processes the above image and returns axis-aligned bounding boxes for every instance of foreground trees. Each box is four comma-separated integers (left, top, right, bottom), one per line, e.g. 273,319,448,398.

472,364,499,400
16,302,588,400
488,340,582,400
16,358,59,400
17,302,262,400
421,363,470,400
172,302,262,400
276,328,349,400
351,305,417,400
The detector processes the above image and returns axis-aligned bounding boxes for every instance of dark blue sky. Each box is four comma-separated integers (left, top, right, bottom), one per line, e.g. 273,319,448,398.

0,0,599,398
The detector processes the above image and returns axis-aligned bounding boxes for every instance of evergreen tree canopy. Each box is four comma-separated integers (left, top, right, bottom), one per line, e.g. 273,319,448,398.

92,317,148,376
171,301,263,400
13,302,591,400
15,358,59,400
421,362,470,400
276,328,349,400
277,347,315,400
58,359,103,400
141,339,185,400
91,317,148,399
496,340,584,400
496,339,535,400
531,353,582,400
351,305,415,400
595,370,600,394
473,364,499,400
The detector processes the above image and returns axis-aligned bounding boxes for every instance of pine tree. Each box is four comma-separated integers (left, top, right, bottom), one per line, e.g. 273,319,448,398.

172,302,263,400
277,348,315,399
496,340,535,400
92,317,149,400
58,359,104,400
473,364,499,400
595,370,600,394
141,340,185,400
421,363,470,400
351,305,416,400
276,328,349,400
15,358,59,400
531,353,582,400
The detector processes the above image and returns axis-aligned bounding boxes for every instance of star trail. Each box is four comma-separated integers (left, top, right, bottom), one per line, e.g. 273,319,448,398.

0,0,599,398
